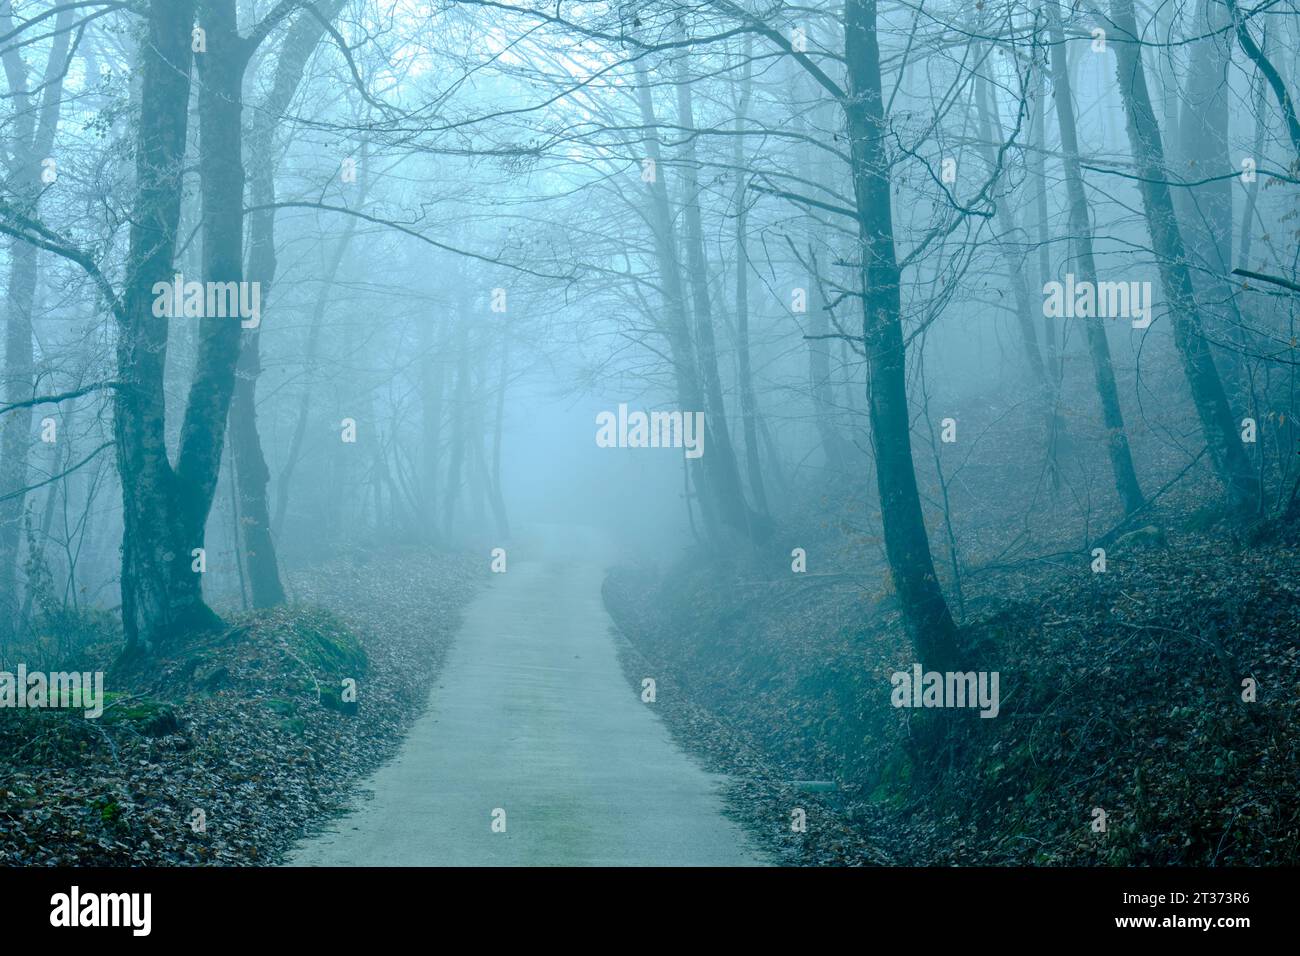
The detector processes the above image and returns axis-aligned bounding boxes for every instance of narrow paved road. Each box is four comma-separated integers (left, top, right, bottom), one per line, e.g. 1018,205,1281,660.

289,526,766,866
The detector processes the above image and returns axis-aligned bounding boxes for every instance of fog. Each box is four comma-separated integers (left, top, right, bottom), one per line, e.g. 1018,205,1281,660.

2,0,1298,873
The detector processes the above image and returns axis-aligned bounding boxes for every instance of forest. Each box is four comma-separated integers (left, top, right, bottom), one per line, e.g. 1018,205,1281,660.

0,0,1297,872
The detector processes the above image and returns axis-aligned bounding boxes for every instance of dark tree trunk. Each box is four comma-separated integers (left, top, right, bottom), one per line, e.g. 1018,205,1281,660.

1175,0,1246,388
116,0,219,652
1110,0,1260,511
231,4,343,606
845,0,960,672
172,0,252,603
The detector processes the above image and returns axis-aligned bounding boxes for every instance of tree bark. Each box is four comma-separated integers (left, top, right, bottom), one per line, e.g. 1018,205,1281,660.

232,4,344,605
115,0,219,652
1109,0,1260,510
845,0,960,672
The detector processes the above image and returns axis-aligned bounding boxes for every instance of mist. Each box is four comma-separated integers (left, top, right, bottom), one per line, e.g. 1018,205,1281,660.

0,0,1297,889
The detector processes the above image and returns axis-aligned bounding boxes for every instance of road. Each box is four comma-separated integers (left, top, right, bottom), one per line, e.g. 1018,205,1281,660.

288,526,767,866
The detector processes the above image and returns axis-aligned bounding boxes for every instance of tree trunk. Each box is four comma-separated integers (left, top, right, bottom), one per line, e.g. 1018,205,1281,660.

442,298,470,538
730,38,770,515
116,0,219,652
172,0,252,606
418,292,450,538
1175,0,1246,388
272,193,365,537
1109,0,1260,510
1045,0,1146,515
673,54,762,538
231,3,344,605
632,60,720,540
845,0,960,672
972,68,1048,387
0,5,72,636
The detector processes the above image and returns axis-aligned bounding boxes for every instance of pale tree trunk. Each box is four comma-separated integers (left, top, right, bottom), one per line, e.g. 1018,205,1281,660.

1174,0,1246,387
632,60,721,539
442,295,470,538
487,338,511,538
794,57,854,477
673,54,763,538
273,182,367,537
0,4,72,636
972,58,1071,489
1109,0,1259,511
806,250,852,474
972,68,1048,387
730,37,770,516
1030,39,1058,380
418,292,450,539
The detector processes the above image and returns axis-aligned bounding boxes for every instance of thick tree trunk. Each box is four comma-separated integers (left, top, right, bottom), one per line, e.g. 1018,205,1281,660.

116,0,219,652
171,0,251,604
845,0,960,672
1109,0,1260,510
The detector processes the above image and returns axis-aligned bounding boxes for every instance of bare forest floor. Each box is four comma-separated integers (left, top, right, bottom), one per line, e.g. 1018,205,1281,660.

603,497,1300,866
0,549,477,865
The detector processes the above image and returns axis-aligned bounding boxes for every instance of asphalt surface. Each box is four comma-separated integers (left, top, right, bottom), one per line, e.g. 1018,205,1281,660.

288,526,767,866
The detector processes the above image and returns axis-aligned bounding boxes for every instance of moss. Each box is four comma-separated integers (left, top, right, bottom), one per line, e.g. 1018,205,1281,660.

285,608,367,677
93,798,122,826
102,696,180,737
237,606,367,682
866,749,913,806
